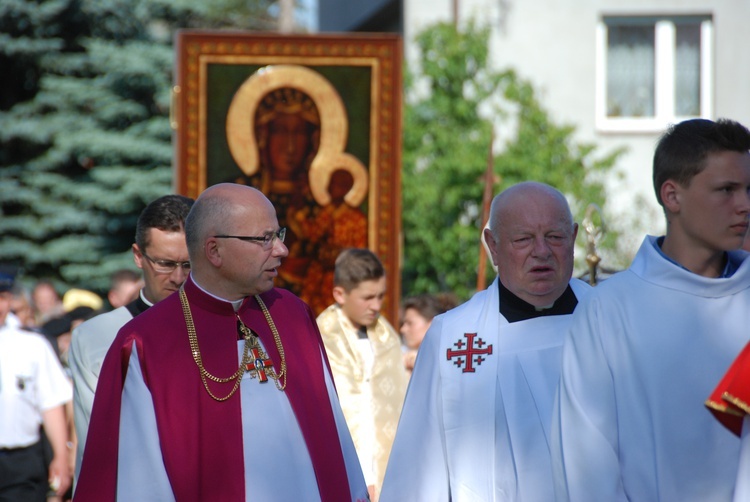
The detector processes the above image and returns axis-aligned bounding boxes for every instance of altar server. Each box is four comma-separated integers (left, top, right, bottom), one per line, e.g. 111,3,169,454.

553,118,750,501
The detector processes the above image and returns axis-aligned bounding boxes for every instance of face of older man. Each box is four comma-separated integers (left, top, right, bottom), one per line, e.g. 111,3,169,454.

486,184,578,308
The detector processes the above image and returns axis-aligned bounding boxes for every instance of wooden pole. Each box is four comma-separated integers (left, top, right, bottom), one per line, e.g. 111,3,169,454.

477,128,495,292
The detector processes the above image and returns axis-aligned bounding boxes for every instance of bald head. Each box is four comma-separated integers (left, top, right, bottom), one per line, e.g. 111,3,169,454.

185,184,271,258
488,182,573,236
185,183,288,300
484,182,577,307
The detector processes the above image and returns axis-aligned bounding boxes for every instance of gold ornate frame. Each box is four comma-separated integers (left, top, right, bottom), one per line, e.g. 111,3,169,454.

173,31,403,323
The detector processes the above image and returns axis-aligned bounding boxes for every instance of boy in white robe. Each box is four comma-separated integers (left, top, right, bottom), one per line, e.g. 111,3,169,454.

553,118,750,501
381,182,590,501
317,248,408,501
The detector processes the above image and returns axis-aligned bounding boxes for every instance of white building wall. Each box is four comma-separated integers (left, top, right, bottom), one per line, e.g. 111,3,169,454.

405,0,750,261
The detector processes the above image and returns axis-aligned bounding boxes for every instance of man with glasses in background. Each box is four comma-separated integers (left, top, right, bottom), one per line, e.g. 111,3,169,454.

75,183,367,501
69,194,194,480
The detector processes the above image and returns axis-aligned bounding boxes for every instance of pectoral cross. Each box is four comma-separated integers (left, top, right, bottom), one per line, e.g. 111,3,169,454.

246,347,274,383
237,316,274,383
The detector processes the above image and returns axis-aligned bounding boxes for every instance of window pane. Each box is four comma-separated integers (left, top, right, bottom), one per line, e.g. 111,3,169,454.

607,24,655,117
675,23,701,116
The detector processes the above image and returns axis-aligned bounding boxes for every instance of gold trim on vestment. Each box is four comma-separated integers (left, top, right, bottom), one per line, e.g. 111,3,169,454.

722,392,750,415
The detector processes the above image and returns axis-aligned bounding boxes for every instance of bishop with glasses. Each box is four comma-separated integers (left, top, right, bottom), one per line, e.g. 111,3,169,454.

75,184,368,502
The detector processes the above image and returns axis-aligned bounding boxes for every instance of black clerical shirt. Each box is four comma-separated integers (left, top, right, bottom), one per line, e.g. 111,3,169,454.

125,296,150,318
498,279,578,323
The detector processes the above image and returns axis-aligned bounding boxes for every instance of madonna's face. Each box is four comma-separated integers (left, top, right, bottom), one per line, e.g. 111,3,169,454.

267,113,311,180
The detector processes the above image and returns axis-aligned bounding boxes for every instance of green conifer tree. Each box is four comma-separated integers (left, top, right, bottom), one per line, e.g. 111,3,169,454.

0,0,277,293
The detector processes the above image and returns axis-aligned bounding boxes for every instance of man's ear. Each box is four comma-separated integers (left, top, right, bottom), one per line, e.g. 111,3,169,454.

483,227,499,267
660,180,681,213
132,244,144,270
204,238,222,267
332,286,347,305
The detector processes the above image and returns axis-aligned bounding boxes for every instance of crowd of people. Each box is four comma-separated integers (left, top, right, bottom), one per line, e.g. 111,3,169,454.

0,267,143,500
1,117,750,501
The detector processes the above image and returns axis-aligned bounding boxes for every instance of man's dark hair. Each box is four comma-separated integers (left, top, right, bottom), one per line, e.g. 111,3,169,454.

333,248,385,292
653,118,750,207
135,195,195,251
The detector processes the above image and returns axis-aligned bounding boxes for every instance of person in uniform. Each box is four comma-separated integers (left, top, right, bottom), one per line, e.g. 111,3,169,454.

0,265,72,501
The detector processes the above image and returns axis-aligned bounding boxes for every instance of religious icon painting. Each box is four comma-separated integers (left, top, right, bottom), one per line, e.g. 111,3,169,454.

173,31,403,322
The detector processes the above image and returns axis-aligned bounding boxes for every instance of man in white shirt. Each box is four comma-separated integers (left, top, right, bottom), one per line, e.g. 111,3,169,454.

0,265,72,501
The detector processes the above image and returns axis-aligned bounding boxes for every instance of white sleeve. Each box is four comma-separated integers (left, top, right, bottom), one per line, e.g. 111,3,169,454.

734,415,750,502
69,326,96,477
380,318,450,501
36,335,72,410
117,343,175,502
551,297,628,502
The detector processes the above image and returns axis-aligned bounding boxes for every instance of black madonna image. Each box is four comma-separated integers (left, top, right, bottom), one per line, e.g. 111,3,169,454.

225,65,369,314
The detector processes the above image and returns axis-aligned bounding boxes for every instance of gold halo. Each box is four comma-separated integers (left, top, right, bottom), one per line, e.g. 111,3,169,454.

310,152,368,207
225,64,368,206
226,65,346,175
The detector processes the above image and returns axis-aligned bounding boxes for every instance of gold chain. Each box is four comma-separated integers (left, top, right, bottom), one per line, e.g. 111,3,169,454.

179,287,287,401
255,295,287,391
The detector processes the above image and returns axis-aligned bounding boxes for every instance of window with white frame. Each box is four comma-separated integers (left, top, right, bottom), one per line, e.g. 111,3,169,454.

596,15,713,132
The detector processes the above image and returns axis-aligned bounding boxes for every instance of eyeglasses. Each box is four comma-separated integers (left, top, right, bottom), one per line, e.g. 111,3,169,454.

213,228,286,250
141,251,191,274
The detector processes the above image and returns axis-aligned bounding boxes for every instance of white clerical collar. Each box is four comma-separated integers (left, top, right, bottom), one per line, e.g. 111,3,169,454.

190,275,244,311
534,304,555,311
139,289,154,308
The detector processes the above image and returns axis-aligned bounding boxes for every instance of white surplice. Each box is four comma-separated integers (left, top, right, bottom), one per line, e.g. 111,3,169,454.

552,236,750,502
380,277,590,501
117,341,366,501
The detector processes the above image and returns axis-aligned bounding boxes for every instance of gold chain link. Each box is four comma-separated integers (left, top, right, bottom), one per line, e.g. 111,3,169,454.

255,295,287,391
179,287,287,401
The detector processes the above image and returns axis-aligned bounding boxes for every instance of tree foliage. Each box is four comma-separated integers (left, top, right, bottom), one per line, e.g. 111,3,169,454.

401,21,626,300
0,0,278,293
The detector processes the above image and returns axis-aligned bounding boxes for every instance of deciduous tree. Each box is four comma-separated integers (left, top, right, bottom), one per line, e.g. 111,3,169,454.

401,20,625,300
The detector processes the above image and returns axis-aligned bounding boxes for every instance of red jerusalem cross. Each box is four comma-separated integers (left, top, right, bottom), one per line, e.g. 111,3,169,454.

246,347,273,383
446,333,493,373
